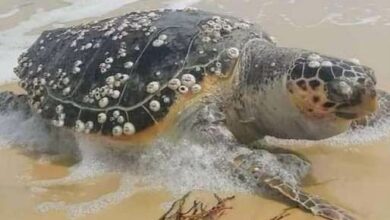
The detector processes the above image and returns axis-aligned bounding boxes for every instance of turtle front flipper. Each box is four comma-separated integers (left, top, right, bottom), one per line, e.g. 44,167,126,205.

234,150,356,220
263,176,355,220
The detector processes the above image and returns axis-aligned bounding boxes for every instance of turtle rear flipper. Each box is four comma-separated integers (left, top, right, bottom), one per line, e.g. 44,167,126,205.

264,176,356,220
0,91,31,116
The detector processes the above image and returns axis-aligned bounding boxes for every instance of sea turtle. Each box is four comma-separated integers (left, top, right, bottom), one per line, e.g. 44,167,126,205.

1,8,387,220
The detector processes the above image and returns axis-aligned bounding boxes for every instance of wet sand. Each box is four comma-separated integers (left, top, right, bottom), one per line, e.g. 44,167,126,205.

1,0,390,219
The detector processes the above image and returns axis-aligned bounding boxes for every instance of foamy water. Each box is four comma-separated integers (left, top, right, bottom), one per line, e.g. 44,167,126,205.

266,118,390,149
0,109,250,218
1,98,390,218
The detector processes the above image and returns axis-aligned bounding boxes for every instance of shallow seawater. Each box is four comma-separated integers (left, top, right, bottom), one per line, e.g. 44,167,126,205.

1,0,390,220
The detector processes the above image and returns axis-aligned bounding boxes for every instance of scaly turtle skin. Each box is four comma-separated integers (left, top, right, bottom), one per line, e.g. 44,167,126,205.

4,8,385,220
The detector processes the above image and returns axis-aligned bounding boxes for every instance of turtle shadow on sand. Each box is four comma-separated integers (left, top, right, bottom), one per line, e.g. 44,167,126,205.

2,8,390,220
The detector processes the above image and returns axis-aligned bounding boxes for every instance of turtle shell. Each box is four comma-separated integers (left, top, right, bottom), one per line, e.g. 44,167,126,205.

15,9,273,137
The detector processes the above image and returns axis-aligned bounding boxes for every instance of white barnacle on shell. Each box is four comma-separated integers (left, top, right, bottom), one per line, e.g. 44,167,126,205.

149,100,161,112
178,85,189,94
227,47,240,59
113,110,121,118
124,61,134,69
111,90,121,99
86,121,94,130
207,20,215,26
191,84,202,93
158,34,168,41
100,67,107,74
321,61,333,67
115,73,122,80
99,97,109,108
73,67,81,74
97,113,107,124
37,65,43,73
75,120,85,132
308,60,321,68
52,120,64,127
119,51,127,58
106,76,115,85
117,116,125,124
32,101,41,110
74,60,83,67
148,12,158,17
181,74,196,87
114,81,121,88
168,78,181,90
105,57,114,64
58,113,66,120
85,43,93,49
57,120,64,127
112,126,123,136
152,39,164,47
163,96,170,103
62,87,71,95
123,122,136,135
348,58,361,65
55,105,64,113
94,91,102,100
71,40,77,48
62,77,70,85
146,81,160,93
202,36,211,43
308,53,321,61
121,74,130,82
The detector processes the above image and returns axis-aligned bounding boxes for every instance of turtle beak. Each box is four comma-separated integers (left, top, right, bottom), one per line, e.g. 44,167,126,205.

334,85,378,120
325,76,378,120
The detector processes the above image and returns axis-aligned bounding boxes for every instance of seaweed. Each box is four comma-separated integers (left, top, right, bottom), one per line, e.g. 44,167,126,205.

160,192,235,220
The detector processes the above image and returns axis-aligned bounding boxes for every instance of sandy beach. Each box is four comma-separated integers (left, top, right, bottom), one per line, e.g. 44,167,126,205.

1,0,390,220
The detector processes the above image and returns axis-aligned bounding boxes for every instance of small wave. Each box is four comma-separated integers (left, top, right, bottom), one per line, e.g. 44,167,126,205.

2,107,389,218
0,0,141,83
31,136,249,218
0,110,78,156
0,8,20,19
266,117,390,149
0,110,248,218
165,0,202,9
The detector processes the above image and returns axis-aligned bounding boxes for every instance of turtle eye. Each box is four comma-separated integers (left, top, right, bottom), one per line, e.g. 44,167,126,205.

361,66,377,85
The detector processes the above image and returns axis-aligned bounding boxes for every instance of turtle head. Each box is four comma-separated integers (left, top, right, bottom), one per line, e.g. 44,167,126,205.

286,53,377,126
225,43,378,142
